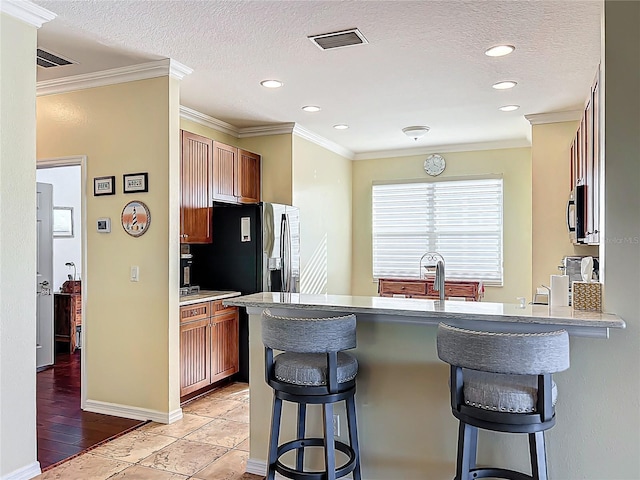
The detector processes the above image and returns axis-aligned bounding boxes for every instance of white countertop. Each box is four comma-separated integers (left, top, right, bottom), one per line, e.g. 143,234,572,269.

179,290,242,306
224,292,625,337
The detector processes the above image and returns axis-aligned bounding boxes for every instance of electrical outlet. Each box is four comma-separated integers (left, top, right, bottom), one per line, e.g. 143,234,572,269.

333,414,340,437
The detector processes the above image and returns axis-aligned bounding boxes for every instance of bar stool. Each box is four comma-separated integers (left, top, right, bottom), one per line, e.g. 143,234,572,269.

436,323,570,480
262,309,361,480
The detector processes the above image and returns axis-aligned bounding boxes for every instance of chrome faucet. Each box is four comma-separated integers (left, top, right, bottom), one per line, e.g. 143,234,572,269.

434,259,445,302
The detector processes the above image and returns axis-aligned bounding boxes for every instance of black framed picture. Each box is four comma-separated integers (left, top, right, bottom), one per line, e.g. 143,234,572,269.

94,176,115,196
123,172,148,194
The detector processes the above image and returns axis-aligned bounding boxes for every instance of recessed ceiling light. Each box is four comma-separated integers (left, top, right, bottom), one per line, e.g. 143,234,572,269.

302,105,321,112
333,124,349,130
260,79,283,88
499,105,520,112
485,45,515,57
492,81,518,90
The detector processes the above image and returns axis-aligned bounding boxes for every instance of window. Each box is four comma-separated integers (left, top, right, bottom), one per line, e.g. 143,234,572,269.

372,177,503,284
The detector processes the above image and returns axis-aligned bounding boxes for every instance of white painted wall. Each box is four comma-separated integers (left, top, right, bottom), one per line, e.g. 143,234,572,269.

36,166,82,292
0,11,41,480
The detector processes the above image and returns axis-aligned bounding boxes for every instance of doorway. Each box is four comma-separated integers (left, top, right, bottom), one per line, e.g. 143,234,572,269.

35,157,145,469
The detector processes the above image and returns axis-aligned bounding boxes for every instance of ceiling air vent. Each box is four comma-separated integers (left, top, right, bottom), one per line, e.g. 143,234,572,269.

308,28,368,51
36,48,76,68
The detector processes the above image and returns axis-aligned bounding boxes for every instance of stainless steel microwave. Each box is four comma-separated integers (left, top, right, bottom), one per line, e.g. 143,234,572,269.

567,184,586,243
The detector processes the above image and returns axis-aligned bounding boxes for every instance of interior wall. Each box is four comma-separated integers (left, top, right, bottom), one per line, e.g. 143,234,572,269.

292,136,353,295
549,2,640,477
0,12,40,478
351,148,532,303
36,165,82,292
36,77,180,418
531,121,598,298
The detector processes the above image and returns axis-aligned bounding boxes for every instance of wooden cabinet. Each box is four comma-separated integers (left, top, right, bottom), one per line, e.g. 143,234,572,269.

570,67,601,245
236,149,261,203
212,142,261,204
181,131,213,244
180,300,239,398
180,131,262,244
54,293,82,354
378,278,483,301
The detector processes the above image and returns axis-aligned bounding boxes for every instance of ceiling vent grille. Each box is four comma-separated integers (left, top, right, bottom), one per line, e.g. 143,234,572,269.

36,48,76,68
308,28,368,51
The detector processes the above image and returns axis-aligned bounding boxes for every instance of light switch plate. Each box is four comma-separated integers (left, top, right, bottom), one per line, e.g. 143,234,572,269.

130,266,139,282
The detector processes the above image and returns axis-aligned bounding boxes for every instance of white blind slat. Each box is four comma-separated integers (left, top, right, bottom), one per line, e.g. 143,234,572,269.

372,178,503,284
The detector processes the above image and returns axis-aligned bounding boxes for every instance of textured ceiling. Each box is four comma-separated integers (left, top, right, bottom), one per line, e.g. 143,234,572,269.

34,0,602,156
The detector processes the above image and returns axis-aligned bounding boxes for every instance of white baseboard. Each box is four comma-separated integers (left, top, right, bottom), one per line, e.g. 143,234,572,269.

246,458,290,479
85,399,183,424
1,461,41,480
246,458,267,476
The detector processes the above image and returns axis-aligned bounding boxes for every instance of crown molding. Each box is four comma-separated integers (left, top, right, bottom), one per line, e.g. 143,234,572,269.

179,106,239,137
168,59,193,80
1,0,56,28
292,124,355,159
525,110,582,125
353,138,531,161
239,123,296,138
36,58,192,96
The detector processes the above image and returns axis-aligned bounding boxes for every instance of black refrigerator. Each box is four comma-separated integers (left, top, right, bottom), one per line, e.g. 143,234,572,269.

191,202,300,381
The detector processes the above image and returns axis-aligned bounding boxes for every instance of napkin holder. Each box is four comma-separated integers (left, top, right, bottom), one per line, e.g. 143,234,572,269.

572,281,602,312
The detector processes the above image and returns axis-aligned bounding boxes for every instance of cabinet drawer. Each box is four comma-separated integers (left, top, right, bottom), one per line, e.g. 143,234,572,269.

180,302,210,324
379,280,427,296
426,282,479,300
211,300,236,316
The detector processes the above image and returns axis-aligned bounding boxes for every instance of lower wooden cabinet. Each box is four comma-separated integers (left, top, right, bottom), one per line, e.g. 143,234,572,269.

378,278,483,301
180,300,239,397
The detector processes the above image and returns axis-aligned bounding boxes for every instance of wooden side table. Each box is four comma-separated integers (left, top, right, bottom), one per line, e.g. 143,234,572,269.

54,289,81,354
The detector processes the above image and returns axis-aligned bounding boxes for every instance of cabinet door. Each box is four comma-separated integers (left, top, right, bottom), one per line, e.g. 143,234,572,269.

181,131,213,244
211,310,239,383
212,142,238,203
236,149,261,204
180,318,211,396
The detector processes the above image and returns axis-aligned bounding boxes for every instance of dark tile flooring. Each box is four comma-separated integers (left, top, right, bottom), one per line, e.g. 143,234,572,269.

37,351,145,470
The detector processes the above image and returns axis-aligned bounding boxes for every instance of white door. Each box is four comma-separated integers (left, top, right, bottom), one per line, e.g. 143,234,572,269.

37,182,54,368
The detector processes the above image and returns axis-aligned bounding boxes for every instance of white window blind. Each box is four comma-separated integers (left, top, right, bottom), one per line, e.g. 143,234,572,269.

372,178,503,284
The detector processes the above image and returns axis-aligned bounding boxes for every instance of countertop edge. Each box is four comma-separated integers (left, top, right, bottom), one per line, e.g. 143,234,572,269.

180,291,242,306
223,295,625,330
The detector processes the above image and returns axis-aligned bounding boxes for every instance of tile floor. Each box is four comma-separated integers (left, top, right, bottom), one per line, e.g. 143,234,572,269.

35,383,262,480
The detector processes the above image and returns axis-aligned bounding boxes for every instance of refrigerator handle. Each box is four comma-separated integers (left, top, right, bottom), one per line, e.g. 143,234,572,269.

280,213,292,292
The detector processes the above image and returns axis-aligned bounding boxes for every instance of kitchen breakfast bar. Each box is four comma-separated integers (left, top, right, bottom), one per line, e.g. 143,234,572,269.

224,293,625,479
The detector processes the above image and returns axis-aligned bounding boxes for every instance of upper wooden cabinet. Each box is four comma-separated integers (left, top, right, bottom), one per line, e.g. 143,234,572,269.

180,131,213,244
236,149,261,204
212,142,261,204
570,67,600,245
212,142,238,203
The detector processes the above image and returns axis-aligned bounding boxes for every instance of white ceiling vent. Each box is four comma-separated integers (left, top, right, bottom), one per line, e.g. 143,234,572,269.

37,48,76,68
308,28,368,51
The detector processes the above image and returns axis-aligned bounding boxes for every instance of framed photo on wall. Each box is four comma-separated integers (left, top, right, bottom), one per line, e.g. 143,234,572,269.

123,172,148,193
94,176,115,196
53,206,74,237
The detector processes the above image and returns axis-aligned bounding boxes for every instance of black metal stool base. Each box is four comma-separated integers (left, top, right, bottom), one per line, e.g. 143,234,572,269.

274,438,357,480
266,381,361,480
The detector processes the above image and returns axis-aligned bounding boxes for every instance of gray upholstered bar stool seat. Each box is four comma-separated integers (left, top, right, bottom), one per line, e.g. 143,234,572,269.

436,323,570,480
262,309,361,480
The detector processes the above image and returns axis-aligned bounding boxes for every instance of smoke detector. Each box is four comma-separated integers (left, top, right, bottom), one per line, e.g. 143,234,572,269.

308,28,368,51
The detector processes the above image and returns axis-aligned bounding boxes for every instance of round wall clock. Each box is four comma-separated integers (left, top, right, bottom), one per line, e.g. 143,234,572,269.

424,154,446,176
121,200,151,237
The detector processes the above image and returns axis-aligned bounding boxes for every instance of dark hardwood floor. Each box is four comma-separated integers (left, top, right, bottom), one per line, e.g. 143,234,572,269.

37,351,145,470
